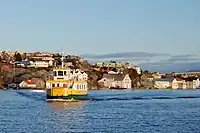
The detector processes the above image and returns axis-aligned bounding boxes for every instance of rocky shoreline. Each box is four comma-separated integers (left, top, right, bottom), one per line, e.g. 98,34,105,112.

0,64,153,90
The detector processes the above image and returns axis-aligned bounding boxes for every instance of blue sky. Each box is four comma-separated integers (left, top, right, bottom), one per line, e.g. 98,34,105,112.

0,0,200,72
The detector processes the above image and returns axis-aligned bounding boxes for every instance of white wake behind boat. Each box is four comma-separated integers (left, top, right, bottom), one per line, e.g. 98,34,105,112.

30,90,45,93
46,98,78,102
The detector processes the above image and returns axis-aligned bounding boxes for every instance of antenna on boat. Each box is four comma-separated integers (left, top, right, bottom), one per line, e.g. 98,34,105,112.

61,51,64,68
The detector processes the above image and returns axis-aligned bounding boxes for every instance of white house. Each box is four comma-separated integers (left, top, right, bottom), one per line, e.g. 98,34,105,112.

64,62,73,67
70,69,88,81
153,78,173,89
153,77,187,89
183,77,198,89
28,61,49,68
195,77,200,88
81,72,88,80
108,71,118,74
98,74,132,89
19,80,37,88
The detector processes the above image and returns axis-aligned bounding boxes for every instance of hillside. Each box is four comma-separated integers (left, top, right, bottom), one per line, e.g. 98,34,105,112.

0,53,153,89
0,55,103,89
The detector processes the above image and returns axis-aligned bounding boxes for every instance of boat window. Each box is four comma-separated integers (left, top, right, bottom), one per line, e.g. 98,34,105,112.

52,84,55,87
54,71,57,76
77,84,79,89
64,71,67,76
58,71,63,76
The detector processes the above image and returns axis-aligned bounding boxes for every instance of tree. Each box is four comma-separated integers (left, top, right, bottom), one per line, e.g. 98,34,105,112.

14,53,22,62
57,58,62,66
22,53,27,60
124,68,139,88
53,53,62,58
143,70,149,74
110,60,116,63
127,68,138,78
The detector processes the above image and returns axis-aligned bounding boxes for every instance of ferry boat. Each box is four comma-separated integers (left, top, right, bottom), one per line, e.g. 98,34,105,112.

45,58,88,102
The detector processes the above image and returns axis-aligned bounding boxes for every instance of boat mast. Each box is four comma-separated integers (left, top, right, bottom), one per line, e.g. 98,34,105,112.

61,52,64,68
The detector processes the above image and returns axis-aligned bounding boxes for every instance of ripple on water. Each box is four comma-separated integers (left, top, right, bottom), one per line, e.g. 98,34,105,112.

1,90,200,133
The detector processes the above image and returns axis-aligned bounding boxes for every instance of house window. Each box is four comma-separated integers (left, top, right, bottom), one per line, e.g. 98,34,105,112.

54,71,57,76
58,71,63,76
64,71,67,76
77,84,79,89
52,84,55,87
57,84,59,87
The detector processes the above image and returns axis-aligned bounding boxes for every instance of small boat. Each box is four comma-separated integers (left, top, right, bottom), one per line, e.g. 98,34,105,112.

45,56,88,102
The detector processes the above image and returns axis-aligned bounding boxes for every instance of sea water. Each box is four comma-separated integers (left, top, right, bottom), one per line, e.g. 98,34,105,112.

0,89,200,133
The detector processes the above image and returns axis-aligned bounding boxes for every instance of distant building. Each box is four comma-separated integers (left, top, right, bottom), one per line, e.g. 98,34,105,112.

98,74,132,89
19,80,37,88
15,60,53,68
28,54,54,62
108,71,118,74
152,77,200,89
29,61,49,68
15,61,31,67
153,78,173,89
182,77,198,89
64,62,73,67
70,69,88,81
96,62,129,68
152,72,162,79
153,77,187,89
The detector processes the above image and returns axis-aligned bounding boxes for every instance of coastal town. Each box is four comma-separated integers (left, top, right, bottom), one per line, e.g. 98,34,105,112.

0,50,200,90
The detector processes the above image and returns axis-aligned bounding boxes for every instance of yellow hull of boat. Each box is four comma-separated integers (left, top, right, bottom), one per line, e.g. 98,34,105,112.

46,87,88,97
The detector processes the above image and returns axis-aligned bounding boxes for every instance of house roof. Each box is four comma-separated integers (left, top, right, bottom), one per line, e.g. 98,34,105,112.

182,77,198,81
153,78,174,82
24,80,36,85
102,74,127,81
15,61,31,65
46,79,87,84
175,77,183,81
